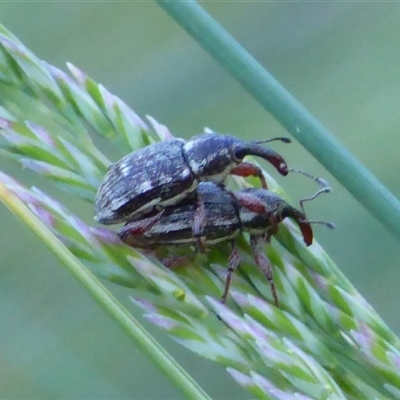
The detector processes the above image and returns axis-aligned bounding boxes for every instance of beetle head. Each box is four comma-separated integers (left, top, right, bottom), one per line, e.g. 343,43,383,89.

184,134,290,184
238,188,313,246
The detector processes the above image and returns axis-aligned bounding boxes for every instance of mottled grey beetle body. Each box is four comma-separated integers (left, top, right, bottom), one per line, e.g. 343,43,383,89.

118,182,313,249
94,132,290,225
119,182,241,247
118,182,312,306
94,139,195,224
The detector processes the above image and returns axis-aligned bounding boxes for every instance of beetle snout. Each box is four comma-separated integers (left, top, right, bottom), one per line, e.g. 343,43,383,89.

236,142,289,176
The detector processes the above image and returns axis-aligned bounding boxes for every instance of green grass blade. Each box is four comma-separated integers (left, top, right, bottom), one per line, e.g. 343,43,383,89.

0,181,211,400
155,0,400,241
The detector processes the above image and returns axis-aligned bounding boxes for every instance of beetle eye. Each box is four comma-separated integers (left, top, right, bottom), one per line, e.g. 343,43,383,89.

233,146,246,161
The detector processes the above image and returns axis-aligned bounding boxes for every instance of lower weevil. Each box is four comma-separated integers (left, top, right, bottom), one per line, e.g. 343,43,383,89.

118,182,331,306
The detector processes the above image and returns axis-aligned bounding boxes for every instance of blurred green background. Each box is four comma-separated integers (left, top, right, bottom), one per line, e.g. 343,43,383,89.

1,2,400,399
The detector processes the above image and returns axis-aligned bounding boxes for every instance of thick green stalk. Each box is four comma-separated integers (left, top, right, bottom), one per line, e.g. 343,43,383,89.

0,182,211,400
155,0,400,241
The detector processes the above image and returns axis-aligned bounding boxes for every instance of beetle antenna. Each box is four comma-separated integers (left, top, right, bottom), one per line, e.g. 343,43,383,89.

299,187,331,213
254,137,291,145
289,168,330,188
288,168,332,213
308,220,336,230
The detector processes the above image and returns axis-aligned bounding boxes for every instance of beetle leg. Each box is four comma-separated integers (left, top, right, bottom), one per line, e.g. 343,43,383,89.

138,250,191,269
221,240,240,303
163,246,200,269
163,255,190,269
250,235,279,307
231,162,268,189
263,216,279,242
119,211,164,240
192,200,207,253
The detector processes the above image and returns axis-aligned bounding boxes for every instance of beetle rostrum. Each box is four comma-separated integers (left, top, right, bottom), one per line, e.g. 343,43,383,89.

118,182,313,306
94,132,290,225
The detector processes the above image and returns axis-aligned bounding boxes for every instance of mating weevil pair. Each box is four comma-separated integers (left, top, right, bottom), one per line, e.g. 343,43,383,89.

94,131,332,306
94,133,290,224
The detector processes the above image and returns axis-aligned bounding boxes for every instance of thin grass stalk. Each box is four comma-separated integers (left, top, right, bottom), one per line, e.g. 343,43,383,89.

155,0,400,242
0,181,211,400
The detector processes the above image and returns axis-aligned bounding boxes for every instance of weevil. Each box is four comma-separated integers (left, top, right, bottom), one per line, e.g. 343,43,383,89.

118,182,318,306
94,132,290,225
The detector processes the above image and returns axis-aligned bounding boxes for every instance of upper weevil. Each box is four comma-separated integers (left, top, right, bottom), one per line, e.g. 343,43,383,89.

94,132,290,224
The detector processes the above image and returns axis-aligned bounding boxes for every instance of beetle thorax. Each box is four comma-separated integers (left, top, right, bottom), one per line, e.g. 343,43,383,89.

237,189,287,234
183,134,238,184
